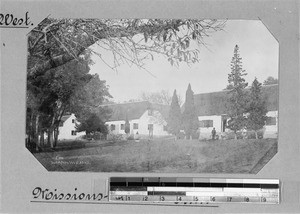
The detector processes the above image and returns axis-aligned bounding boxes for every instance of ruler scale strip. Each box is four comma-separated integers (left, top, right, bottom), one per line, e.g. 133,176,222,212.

109,177,280,204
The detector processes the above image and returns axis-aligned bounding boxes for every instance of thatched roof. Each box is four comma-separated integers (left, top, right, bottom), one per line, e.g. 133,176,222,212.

103,101,170,122
59,114,72,126
193,84,278,116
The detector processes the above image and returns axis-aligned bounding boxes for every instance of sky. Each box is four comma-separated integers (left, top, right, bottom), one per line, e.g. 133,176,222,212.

89,20,279,103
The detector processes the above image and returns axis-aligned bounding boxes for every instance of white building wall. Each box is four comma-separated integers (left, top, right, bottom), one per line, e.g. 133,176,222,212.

264,110,278,138
105,120,124,135
58,114,85,140
196,111,278,139
105,110,169,137
139,110,169,136
198,115,222,139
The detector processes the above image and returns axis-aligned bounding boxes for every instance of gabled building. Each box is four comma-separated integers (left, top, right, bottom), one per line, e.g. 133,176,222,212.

58,113,85,140
193,84,278,138
102,101,170,138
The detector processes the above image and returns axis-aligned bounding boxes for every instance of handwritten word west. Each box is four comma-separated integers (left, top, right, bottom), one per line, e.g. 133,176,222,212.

0,12,33,28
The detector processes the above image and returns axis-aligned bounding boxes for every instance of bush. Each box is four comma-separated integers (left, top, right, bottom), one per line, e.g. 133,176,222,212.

246,130,264,139
177,131,185,140
82,132,106,141
223,130,264,140
127,134,134,140
107,134,124,142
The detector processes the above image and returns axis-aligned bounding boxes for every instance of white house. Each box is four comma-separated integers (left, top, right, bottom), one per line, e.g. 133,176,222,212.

102,101,170,138
58,113,85,140
193,84,278,139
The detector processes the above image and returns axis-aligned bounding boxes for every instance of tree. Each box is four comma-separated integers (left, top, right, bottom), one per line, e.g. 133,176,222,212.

28,18,226,78
246,78,268,139
182,84,199,139
76,113,108,135
70,73,112,122
26,58,93,150
227,45,249,139
223,84,234,90
124,112,130,136
26,59,112,150
166,90,182,139
263,76,278,85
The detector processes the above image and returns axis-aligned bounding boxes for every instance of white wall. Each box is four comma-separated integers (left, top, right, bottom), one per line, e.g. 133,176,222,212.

198,115,222,132
139,110,169,136
105,110,170,137
197,115,224,139
58,114,85,140
105,120,123,135
264,110,278,138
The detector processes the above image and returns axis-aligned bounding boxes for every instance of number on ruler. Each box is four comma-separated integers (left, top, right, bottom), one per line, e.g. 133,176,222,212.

194,196,198,201
244,197,249,202
160,196,165,201
177,196,182,201
211,197,215,202
126,196,130,201
261,197,267,202
227,197,232,202
143,196,148,201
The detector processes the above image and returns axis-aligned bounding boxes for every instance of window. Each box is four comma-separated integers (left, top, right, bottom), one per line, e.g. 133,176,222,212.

148,124,153,130
199,120,213,128
163,125,168,131
71,130,76,135
133,123,138,129
110,124,116,131
266,117,276,125
72,119,75,123
148,109,153,116
121,124,125,130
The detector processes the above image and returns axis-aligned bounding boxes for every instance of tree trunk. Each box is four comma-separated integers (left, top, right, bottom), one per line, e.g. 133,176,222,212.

34,115,40,152
47,129,51,147
49,129,54,148
40,130,44,147
52,105,66,147
28,113,35,150
53,127,59,147
48,115,57,148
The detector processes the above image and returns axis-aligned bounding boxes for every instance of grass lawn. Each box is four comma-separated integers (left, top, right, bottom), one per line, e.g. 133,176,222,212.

33,138,277,173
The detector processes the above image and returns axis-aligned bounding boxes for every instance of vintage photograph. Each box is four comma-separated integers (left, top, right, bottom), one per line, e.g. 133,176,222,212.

26,18,278,173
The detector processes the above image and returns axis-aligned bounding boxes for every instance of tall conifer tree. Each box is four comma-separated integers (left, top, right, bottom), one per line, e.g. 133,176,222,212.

125,111,130,135
167,90,182,139
246,78,268,139
227,45,248,139
182,84,199,139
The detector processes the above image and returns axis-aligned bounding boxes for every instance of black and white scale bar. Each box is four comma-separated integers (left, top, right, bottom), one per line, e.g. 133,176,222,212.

109,177,280,204
110,177,279,189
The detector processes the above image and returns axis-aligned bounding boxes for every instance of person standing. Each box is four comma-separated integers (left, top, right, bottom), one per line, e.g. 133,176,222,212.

197,128,201,141
212,127,216,140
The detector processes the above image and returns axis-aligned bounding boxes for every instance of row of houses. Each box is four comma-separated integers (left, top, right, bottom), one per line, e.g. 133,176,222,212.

58,84,278,140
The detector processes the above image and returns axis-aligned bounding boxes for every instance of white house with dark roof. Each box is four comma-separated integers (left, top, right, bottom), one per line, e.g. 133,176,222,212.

58,113,85,140
193,84,278,139
103,101,170,138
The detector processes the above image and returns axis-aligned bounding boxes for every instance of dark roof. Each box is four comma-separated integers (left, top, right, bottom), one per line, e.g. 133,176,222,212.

193,84,278,116
59,114,72,126
102,101,170,122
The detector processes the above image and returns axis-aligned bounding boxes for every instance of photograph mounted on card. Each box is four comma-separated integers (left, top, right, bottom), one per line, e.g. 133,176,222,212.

26,18,278,173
